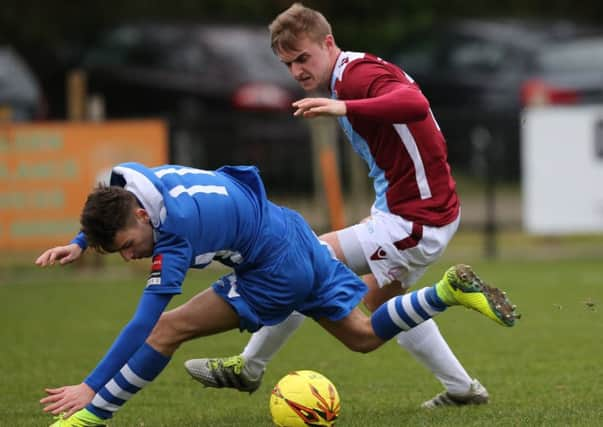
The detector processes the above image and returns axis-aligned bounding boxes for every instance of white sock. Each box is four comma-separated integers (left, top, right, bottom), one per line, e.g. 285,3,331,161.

242,311,305,379
396,319,473,395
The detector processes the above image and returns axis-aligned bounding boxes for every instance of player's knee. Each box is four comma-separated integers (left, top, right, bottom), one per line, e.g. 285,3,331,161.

340,329,382,353
344,339,379,353
347,342,371,353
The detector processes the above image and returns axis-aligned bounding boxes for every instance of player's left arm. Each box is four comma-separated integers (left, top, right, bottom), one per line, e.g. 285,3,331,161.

343,84,429,123
292,84,428,123
342,60,429,123
292,97,347,118
83,234,190,391
293,60,429,123
41,235,190,417
40,292,172,416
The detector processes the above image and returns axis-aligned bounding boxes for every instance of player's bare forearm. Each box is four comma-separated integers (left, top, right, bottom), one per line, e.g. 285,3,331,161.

292,98,347,118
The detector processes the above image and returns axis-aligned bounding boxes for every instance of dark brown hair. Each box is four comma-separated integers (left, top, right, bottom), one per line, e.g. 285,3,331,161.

80,184,138,253
269,3,332,53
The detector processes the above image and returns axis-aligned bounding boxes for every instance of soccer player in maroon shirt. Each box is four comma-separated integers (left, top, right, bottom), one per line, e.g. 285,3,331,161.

186,3,496,408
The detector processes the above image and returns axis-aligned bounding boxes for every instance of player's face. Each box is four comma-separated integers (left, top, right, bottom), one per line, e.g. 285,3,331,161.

112,208,154,261
277,35,337,92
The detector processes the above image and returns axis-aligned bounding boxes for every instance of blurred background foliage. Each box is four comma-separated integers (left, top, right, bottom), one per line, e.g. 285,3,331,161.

2,0,602,239
2,0,603,57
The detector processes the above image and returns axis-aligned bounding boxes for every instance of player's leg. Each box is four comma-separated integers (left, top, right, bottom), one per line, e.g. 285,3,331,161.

362,274,484,402
336,213,492,406
184,237,334,395
360,272,486,403
55,286,241,426
315,286,446,353
316,306,384,352
183,213,519,398
237,231,357,370
147,286,240,354
360,273,405,311
310,247,517,353
233,230,354,373
240,311,305,379
182,231,355,393
182,218,473,396
185,311,305,394
318,263,519,353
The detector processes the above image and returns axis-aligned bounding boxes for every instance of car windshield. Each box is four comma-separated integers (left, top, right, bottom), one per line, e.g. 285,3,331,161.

84,25,292,85
537,38,603,71
83,27,143,67
201,27,292,84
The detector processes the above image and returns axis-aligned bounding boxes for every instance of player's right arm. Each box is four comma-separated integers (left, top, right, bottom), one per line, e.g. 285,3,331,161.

35,231,87,266
35,243,83,266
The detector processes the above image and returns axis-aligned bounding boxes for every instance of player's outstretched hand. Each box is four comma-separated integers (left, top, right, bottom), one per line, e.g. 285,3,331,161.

35,243,83,267
293,97,347,118
40,383,95,418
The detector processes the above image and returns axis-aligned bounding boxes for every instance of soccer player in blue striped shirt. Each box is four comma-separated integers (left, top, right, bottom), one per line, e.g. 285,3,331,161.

36,162,518,426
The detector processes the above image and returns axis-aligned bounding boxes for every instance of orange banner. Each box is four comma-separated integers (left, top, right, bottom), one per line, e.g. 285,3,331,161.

0,120,168,250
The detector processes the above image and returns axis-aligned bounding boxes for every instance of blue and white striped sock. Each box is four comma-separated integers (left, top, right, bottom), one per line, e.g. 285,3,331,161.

371,286,448,341
86,343,170,419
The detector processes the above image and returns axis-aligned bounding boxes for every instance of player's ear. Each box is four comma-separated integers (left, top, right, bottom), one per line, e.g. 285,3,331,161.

324,34,335,48
135,208,150,223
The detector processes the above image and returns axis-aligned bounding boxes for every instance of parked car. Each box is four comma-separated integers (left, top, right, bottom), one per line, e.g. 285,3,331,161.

79,22,312,192
0,45,46,121
389,19,603,180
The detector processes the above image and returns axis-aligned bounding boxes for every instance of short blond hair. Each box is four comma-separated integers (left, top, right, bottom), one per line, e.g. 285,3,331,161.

269,3,332,53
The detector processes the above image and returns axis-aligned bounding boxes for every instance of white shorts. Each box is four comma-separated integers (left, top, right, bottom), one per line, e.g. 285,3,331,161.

337,208,460,289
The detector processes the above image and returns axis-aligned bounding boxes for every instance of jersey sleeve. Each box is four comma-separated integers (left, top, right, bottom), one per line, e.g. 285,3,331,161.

340,60,429,123
337,60,402,99
83,292,172,391
70,231,88,250
344,87,429,123
143,232,192,295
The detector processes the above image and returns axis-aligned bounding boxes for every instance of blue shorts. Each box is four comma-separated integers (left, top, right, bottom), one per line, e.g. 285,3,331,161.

212,210,367,332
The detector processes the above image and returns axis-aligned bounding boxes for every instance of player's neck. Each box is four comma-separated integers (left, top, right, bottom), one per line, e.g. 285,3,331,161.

325,48,342,93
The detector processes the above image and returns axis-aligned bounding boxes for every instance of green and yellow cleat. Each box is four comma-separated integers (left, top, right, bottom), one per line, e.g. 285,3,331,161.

49,409,106,427
436,264,520,327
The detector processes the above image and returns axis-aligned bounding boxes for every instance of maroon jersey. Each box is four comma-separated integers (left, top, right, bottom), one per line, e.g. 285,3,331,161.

330,51,459,227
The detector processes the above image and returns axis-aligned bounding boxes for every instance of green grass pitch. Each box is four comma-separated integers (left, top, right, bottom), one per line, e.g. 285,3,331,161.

1,256,602,426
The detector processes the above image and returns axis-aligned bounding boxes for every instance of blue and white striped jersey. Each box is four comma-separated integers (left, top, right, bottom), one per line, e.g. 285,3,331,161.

108,162,286,295
78,162,367,394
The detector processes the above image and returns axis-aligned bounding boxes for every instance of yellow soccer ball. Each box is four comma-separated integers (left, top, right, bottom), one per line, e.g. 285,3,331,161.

269,370,341,427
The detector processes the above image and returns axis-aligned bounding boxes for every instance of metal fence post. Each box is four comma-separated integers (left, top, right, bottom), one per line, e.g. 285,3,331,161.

471,125,498,259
